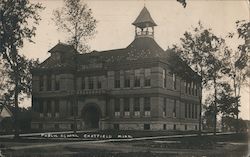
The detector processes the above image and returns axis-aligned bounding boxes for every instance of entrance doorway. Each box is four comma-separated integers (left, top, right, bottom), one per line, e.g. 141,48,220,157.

82,105,100,129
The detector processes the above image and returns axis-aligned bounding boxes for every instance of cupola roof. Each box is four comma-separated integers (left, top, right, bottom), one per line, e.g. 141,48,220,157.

132,7,157,29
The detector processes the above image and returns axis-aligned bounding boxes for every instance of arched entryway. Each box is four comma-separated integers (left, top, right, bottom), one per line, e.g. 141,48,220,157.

81,104,101,129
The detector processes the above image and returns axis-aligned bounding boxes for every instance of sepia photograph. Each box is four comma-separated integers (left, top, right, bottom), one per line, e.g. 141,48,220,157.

0,0,249,156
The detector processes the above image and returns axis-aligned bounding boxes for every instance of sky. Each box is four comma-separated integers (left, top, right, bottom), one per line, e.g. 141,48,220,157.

20,0,250,119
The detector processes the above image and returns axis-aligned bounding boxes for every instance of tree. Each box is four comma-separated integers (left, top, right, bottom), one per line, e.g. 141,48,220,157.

226,20,249,132
53,0,97,52
175,22,230,135
0,0,43,138
217,83,239,118
203,100,214,131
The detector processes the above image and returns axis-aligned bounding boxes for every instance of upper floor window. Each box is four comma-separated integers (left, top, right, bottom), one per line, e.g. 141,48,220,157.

47,75,52,91
39,76,44,91
188,82,191,94
55,76,60,91
173,73,176,90
114,71,120,88
134,69,140,87
144,97,151,111
124,70,130,88
134,97,140,112
191,82,194,95
195,83,198,96
194,104,198,119
88,77,94,89
173,99,176,118
184,81,187,93
144,68,151,86
55,100,59,113
81,77,85,89
97,77,102,89
47,100,52,113
39,100,43,113
163,98,167,117
188,103,191,118
184,103,188,118
123,98,130,112
191,103,194,119
70,100,74,116
114,98,120,112
163,69,167,88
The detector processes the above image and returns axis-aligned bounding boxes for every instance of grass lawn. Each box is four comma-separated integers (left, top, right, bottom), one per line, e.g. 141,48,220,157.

1,132,248,157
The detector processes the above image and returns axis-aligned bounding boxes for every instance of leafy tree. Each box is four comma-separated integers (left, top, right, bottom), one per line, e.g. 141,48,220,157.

221,116,247,132
217,83,239,118
0,60,9,98
203,102,214,131
175,22,230,135
53,0,97,52
226,20,249,132
0,0,43,138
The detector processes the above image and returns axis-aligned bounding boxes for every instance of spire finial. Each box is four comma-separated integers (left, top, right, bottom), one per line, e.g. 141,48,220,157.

144,0,146,7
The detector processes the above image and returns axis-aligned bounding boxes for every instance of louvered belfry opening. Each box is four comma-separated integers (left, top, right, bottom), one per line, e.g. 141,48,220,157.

132,7,157,39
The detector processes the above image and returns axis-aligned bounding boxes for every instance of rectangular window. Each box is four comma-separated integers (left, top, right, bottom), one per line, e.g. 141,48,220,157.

55,76,60,91
39,123,43,130
173,99,176,118
173,124,176,130
45,100,50,113
163,69,167,88
185,81,187,93
47,100,51,117
188,82,191,94
47,75,52,91
144,97,151,111
70,101,74,116
163,98,166,117
114,98,120,112
39,76,44,91
124,98,130,112
192,103,194,118
144,68,151,86
81,77,85,89
185,125,187,131
144,124,150,130
173,73,176,90
55,124,59,130
191,82,194,95
134,69,140,87
55,100,59,113
115,80,120,88
114,124,120,130
163,124,166,130
115,112,120,117
124,70,130,88
185,103,188,118
88,77,94,89
194,104,198,119
144,97,151,117
188,103,191,118
97,77,102,89
195,83,198,96
114,71,120,88
134,97,140,112
39,100,43,114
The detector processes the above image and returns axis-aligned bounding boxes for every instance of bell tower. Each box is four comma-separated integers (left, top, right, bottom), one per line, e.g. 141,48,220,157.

132,7,157,39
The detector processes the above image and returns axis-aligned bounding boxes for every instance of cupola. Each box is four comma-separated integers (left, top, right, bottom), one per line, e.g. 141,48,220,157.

132,7,157,39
